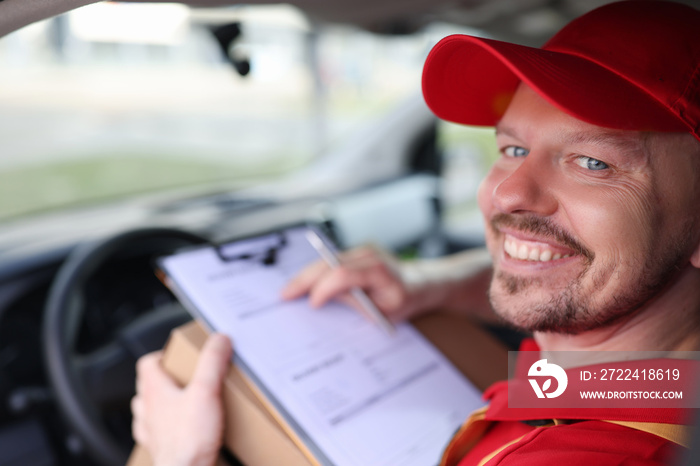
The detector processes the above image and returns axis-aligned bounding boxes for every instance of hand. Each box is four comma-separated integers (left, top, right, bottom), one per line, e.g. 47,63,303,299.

281,245,424,323
282,245,494,324
131,333,232,466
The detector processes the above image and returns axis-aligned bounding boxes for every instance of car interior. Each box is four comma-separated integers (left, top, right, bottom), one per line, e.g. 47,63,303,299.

1,0,699,465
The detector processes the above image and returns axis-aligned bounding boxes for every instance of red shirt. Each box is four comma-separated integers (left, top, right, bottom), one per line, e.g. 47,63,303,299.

441,340,694,466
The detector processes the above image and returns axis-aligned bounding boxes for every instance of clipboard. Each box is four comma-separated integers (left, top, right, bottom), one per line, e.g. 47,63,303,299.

156,224,484,466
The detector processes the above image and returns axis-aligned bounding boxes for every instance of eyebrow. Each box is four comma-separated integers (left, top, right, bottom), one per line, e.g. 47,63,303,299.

495,123,647,162
566,131,645,154
494,124,518,139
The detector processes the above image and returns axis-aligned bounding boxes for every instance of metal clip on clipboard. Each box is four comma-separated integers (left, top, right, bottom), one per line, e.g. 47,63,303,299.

214,232,288,266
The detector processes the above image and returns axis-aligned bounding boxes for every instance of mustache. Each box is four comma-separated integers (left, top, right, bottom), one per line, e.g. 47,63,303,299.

490,213,594,263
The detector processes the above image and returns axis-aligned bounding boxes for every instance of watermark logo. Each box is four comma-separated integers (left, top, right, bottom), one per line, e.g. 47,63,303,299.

528,359,568,399
509,351,698,408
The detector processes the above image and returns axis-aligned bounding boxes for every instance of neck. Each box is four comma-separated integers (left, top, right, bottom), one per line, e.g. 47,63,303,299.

534,266,700,352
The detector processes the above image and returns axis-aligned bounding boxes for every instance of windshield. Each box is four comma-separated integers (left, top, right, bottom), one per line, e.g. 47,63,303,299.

0,3,433,221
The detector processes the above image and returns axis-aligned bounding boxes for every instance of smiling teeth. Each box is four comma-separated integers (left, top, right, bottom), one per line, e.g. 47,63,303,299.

504,239,571,262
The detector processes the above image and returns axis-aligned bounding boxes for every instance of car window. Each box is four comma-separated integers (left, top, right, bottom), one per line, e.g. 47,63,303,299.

0,3,494,236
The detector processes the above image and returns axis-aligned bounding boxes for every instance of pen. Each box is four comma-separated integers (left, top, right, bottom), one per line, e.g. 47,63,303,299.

305,229,395,335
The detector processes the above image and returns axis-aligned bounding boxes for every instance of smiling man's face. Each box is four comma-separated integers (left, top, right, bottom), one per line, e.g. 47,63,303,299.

478,84,700,334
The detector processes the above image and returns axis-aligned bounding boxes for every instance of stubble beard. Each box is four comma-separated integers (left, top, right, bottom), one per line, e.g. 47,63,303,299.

487,215,694,335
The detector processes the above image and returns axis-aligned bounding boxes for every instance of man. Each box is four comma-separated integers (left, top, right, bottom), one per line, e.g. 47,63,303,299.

131,1,700,464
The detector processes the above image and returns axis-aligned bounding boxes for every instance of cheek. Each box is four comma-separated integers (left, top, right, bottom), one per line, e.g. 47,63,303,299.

562,180,656,265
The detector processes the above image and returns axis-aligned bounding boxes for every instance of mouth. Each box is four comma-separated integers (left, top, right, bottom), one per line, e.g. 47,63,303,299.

502,232,577,263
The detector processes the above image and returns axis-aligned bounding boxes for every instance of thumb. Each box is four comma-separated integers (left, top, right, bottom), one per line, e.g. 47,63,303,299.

189,333,232,394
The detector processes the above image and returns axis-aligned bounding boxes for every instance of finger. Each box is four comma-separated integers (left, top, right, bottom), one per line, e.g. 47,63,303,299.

334,277,402,316
309,250,403,309
280,260,329,300
132,417,148,446
369,286,406,313
135,351,168,393
136,351,162,393
333,258,406,314
189,333,232,395
339,245,379,262
338,253,391,276
130,395,144,419
308,267,364,308
363,261,405,305
136,351,162,379
130,396,148,445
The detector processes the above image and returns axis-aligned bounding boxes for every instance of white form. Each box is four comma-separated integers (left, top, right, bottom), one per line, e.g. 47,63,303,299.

160,226,484,466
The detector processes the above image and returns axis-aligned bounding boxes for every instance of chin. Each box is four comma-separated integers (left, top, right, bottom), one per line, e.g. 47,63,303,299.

488,282,592,335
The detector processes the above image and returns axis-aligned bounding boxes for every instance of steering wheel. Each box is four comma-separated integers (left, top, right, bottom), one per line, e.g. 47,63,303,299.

43,227,209,466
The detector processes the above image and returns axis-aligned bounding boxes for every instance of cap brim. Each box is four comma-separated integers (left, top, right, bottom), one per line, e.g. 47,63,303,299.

422,35,688,133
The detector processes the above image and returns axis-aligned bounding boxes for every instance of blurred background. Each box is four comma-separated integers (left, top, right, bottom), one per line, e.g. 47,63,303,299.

0,2,498,242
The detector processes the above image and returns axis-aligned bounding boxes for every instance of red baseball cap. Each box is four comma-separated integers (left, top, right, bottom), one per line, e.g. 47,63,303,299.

422,1,700,141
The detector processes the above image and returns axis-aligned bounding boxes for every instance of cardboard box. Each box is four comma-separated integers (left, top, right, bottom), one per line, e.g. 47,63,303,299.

128,312,508,466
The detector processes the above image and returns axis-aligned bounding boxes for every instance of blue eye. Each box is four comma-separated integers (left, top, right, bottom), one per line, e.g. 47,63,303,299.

575,156,609,171
503,146,529,158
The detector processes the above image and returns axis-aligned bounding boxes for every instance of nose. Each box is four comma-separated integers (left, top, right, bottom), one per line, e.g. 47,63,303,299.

491,156,557,216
